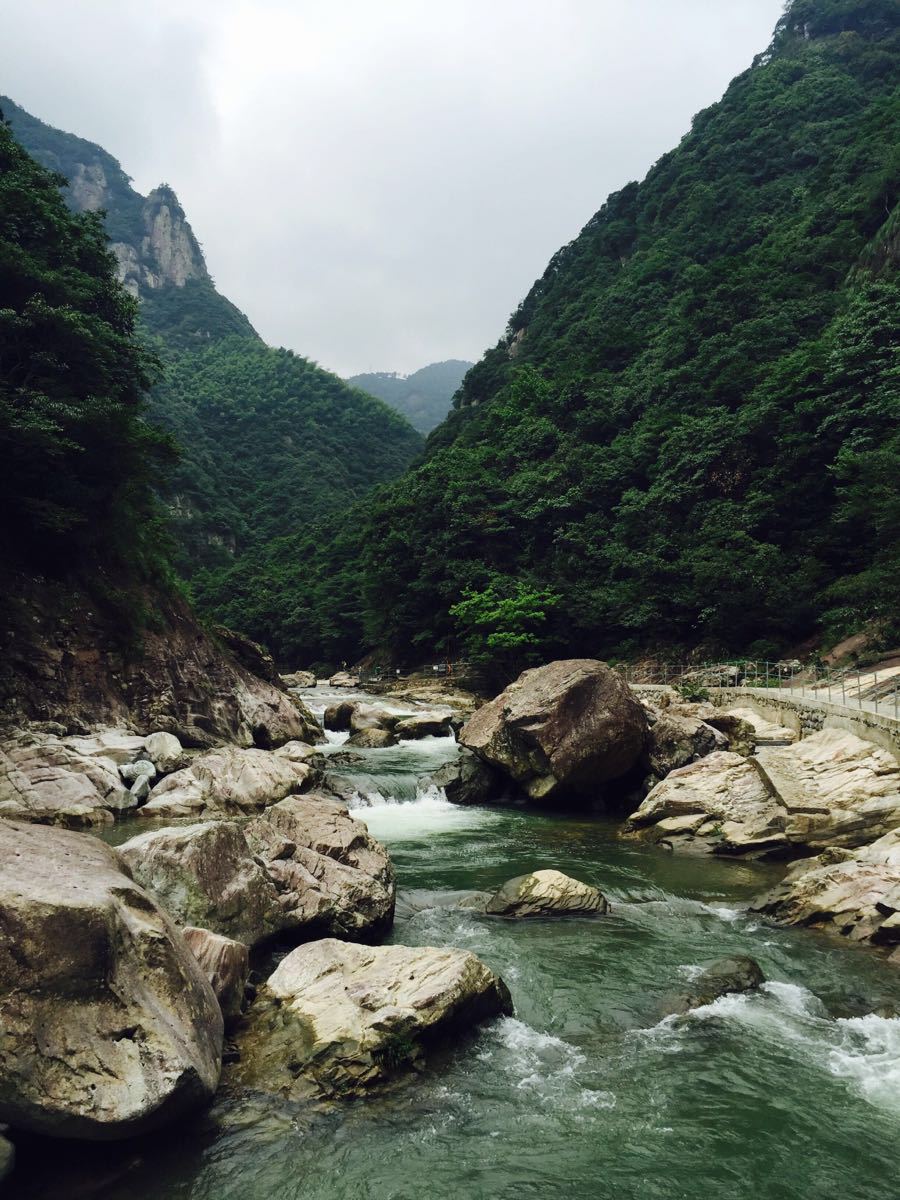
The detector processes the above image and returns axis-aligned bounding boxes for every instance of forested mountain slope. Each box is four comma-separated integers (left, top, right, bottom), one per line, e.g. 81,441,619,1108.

194,0,899,671
2,98,424,577
347,360,474,433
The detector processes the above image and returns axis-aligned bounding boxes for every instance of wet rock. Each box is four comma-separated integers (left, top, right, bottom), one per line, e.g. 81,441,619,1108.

394,712,454,740
245,794,396,941
660,956,765,1017
484,869,609,918
459,659,647,803
324,701,355,731
182,927,249,1024
119,759,156,784
143,731,184,774
235,939,512,1098
346,728,397,749
626,752,789,856
644,712,729,779
0,730,134,827
0,1132,13,1184
752,830,900,946
0,819,222,1139
349,703,400,734
281,671,317,689
429,748,502,806
138,746,314,820
329,671,360,688
117,822,286,946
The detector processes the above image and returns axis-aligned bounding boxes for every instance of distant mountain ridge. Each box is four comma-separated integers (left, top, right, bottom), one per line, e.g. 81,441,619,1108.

347,360,474,433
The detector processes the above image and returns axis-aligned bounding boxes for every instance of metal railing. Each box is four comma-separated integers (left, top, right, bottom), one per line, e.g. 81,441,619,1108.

618,659,900,720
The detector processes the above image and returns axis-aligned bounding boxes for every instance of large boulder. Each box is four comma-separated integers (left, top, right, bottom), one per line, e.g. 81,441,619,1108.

625,752,789,857
658,957,765,1018
245,795,396,941
484,869,609,918
234,939,512,1099
324,701,355,731
349,703,400,734
0,730,135,827
394,712,454,740
329,671,360,688
138,746,315,820
752,829,900,946
346,727,397,749
182,927,249,1024
117,822,286,946
0,820,222,1139
459,660,647,803
143,731,185,774
281,670,317,689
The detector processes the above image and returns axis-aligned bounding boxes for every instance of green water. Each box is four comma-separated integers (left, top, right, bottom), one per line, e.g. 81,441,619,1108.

11,692,900,1200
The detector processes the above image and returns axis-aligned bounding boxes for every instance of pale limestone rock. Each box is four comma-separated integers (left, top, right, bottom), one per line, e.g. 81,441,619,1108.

281,671,317,688
329,672,360,688
120,760,156,784
346,727,397,749
138,746,313,820
144,731,184,774
460,659,647,803
485,869,608,918
626,751,788,856
0,731,133,827
235,939,511,1098
0,820,222,1139
394,712,454,740
723,707,798,746
182,927,249,1023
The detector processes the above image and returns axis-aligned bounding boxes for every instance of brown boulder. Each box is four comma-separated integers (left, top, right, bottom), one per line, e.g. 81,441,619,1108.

459,659,647,802
182,927,249,1023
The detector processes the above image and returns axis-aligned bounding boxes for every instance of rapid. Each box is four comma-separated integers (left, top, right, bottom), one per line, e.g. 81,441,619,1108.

13,684,900,1200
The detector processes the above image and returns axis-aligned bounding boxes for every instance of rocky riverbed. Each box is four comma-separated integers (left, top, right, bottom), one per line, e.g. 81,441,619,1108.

2,662,899,1198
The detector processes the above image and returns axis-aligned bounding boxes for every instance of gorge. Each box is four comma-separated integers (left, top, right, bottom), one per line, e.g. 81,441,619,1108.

1,1,899,1197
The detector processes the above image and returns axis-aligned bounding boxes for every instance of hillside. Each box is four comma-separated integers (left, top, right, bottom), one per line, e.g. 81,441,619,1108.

347,360,474,433
201,0,899,671
3,97,424,579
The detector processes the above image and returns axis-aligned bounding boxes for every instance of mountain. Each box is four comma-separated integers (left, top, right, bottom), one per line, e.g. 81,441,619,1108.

2,97,424,581
208,0,899,673
346,360,474,433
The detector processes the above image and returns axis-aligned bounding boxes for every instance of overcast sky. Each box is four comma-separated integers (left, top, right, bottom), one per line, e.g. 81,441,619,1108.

1,0,784,376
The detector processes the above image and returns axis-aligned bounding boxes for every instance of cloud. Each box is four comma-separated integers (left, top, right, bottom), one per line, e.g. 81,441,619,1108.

0,0,785,374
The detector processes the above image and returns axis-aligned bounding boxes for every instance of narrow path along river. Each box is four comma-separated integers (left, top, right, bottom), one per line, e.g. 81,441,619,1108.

13,685,900,1200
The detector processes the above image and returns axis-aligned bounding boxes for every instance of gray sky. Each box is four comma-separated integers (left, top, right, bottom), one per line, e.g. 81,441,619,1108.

1,0,784,376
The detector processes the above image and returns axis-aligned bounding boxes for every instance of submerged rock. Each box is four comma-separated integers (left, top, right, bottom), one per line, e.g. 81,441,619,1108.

235,939,512,1098
459,659,647,803
0,819,222,1139
182,927,250,1023
660,956,765,1017
138,745,315,820
484,869,609,918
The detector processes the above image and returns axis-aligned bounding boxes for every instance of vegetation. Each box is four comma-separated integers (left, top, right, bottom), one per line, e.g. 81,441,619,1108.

0,114,173,578
212,0,898,673
347,360,473,433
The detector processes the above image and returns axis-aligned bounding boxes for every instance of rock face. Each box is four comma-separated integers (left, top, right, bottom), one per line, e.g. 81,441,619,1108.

485,869,609,918
627,730,900,857
0,570,317,752
0,820,222,1139
138,746,315,820
245,795,396,941
235,939,512,1099
459,660,647,803
118,822,285,946
659,957,765,1018
626,752,788,856
182,928,249,1023
752,830,900,947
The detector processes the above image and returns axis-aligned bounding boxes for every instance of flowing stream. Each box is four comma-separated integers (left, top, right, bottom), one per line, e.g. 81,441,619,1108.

12,685,900,1200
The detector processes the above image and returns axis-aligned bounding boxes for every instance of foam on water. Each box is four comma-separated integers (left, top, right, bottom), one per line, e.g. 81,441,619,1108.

480,1018,616,1112
349,784,500,841
830,1014,900,1113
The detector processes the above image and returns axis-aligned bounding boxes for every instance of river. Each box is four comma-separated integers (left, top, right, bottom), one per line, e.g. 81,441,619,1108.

11,685,900,1200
